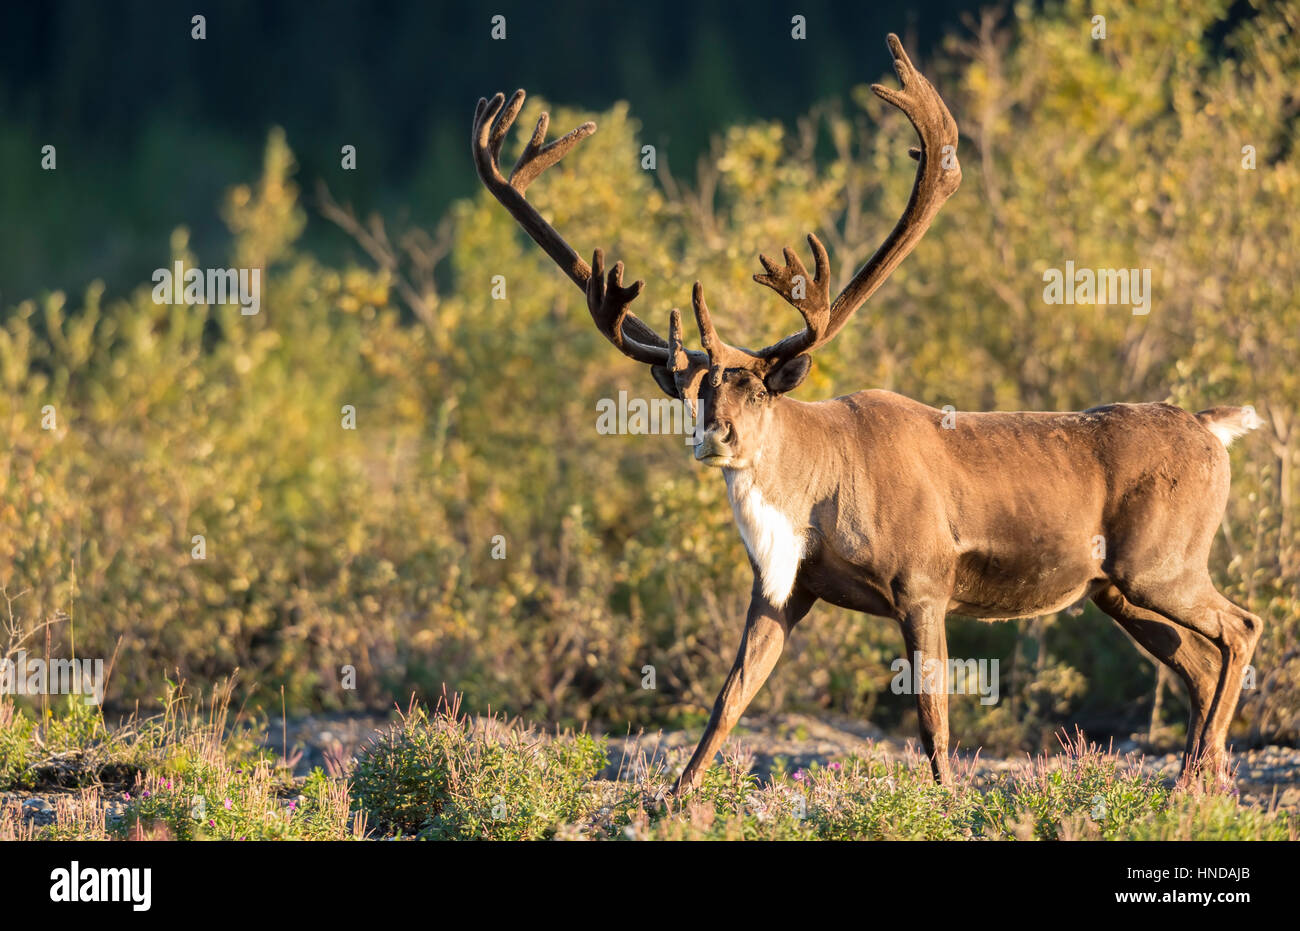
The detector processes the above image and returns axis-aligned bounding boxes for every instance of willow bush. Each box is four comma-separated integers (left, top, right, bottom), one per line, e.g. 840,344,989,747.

2,0,1295,749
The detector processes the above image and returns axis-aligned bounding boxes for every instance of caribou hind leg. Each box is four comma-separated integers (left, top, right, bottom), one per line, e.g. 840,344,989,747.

1092,584,1221,781
1105,577,1261,784
1188,588,1262,781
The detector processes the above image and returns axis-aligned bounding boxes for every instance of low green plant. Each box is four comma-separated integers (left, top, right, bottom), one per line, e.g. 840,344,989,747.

350,697,607,839
0,700,38,789
4,696,1296,842
110,761,354,841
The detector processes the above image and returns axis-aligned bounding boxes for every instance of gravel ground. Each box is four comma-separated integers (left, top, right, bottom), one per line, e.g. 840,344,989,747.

6,711,1298,829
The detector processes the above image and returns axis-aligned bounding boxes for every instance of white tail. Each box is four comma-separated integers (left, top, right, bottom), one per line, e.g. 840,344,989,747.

1197,406,1260,448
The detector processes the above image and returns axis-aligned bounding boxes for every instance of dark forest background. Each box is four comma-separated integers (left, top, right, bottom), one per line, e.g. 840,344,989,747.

1,0,975,300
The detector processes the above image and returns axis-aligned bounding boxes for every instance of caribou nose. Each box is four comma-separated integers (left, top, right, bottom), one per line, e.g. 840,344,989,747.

694,421,734,462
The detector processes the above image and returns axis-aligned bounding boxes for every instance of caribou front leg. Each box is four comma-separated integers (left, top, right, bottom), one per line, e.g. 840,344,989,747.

899,601,954,784
672,579,815,795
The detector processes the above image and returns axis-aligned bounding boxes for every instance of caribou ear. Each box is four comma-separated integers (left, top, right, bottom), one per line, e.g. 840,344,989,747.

650,364,679,399
765,354,812,394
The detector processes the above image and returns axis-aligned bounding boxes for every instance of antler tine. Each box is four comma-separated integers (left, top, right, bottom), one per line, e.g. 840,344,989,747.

489,89,527,166
668,308,686,369
586,248,671,366
510,112,596,194
471,87,674,361
471,90,593,289
823,33,960,335
472,93,507,181
691,282,754,385
667,307,710,407
752,233,832,360
691,282,720,363
749,33,960,362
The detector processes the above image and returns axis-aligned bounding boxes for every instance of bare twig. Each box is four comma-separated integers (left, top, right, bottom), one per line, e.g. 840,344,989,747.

316,179,452,333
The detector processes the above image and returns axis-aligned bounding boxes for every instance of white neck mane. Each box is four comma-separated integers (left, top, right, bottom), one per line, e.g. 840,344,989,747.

724,468,806,608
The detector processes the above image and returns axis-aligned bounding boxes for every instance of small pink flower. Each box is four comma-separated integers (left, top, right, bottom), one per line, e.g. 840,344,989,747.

829,762,842,771
793,769,806,782
223,798,233,810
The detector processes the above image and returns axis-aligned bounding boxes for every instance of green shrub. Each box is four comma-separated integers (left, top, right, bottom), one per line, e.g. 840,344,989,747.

1115,794,1296,842
0,700,37,789
350,700,607,839
110,762,352,841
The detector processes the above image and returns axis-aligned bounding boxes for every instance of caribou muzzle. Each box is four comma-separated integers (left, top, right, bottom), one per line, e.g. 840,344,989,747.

694,422,735,465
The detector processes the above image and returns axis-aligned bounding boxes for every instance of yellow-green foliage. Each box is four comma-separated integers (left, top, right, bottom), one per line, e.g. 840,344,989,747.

1,0,1296,744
